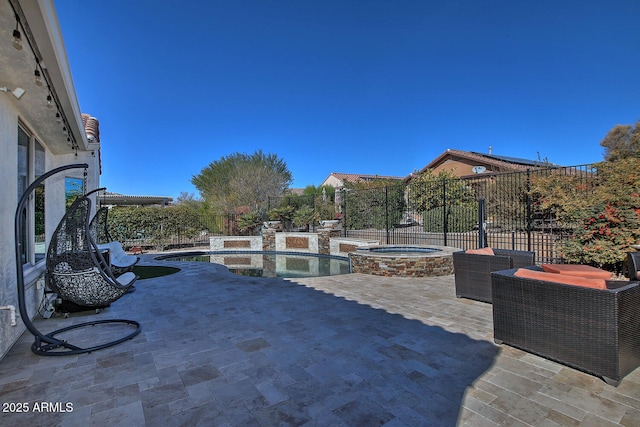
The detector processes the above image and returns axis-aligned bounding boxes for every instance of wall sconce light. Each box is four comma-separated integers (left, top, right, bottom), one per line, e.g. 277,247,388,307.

46,94,54,108
0,86,26,99
12,19,23,50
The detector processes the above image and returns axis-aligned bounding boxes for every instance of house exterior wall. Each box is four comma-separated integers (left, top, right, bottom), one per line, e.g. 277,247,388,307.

0,96,101,360
0,101,21,359
0,1,101,361
431,157,515,177
430,158,476,176
321,175,344,188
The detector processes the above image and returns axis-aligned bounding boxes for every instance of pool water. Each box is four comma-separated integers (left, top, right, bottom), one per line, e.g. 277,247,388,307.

162,251,351,278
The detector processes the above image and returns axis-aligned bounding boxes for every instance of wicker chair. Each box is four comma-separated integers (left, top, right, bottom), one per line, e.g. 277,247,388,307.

491,266,640,386
453,249,535,303
46,196,137,308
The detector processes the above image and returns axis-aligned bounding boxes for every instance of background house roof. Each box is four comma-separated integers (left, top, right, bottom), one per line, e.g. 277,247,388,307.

412,149,559,179
99,192,173,207
321,172,405,188
0,0,88,154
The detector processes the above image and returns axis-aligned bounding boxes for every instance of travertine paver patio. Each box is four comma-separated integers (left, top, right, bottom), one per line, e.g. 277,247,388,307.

1,254,639,426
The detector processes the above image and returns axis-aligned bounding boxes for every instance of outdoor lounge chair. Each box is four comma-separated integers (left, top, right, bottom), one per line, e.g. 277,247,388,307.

491,266,640,386
46,196,137,308
16,163,140,356
89,206,139,275
452,248,535,303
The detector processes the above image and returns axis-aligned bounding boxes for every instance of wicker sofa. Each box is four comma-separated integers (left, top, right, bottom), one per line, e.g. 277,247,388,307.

491,266,640,386
452,249,535,303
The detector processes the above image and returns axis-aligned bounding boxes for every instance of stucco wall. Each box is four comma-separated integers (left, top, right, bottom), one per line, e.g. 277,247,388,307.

0,100,21,360
0,99,101,360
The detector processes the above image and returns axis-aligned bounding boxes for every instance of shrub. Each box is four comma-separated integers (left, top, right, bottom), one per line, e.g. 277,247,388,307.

531,158,640,272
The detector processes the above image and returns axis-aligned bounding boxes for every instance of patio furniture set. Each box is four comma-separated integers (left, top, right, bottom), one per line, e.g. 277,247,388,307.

453,248,640,387
13,166,640,381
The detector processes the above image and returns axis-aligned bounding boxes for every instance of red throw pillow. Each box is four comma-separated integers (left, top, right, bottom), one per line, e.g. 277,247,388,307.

541,264,611,280
465,247,495,255
514,268,607,289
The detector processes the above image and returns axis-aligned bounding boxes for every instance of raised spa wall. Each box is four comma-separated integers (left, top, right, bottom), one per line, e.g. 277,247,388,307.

210,232,457,277
210,229,379,258
349,245,458,277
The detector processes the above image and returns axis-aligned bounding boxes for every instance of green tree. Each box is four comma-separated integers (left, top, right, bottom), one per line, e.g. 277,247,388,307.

343,179,406,230
600,119,640,162
191,150,293,212
237,211,262,235
408,169,477,232
267,205,296,229
107,205,203,251
480,172,530,230
531,157,640,272
292,205,318,231
175,192,203,210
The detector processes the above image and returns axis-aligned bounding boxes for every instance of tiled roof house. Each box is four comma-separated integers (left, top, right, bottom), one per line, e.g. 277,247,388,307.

321,172,405,189
407,149,559,181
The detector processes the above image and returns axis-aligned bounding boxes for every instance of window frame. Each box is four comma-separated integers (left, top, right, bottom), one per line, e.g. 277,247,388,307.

17,122,47,266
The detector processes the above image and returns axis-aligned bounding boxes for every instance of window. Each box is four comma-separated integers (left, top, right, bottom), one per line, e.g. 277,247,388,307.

17,125,46,265
34,139,45,261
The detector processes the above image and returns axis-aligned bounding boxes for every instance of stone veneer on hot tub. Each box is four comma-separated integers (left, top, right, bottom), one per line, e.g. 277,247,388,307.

349,245,460,277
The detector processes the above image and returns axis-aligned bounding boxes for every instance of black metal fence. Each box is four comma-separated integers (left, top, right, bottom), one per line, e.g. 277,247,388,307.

342,165,597,264
111,165,597,263
117,213,245,251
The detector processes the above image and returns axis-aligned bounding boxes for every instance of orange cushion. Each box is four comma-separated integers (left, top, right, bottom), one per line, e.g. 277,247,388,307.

541,264,612,280
514,268,607,289
466,247,495,255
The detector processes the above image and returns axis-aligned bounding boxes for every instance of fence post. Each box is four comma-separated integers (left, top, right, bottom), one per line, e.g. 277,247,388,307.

341,188,347,238
442,179,448,246
478,198,486,248
385,186,390,244
526,169,532,252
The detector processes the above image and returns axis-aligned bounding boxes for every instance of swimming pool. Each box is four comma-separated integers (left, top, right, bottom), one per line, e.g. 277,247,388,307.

159,251,351,278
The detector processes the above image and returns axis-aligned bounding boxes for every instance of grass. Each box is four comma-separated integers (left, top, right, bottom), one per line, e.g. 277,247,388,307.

132,265,180,280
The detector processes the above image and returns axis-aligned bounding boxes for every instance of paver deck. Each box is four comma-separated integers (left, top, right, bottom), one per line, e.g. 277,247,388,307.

1,254,639,426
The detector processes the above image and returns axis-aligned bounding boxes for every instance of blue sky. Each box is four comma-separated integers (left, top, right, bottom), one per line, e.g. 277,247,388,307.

55,0,640,200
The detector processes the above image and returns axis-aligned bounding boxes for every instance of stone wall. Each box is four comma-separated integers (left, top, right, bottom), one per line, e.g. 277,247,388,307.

275,232,319,253
262,229,276,251
211,232,380,257
210,236,262,251
349,248,455,277
317,229,342,255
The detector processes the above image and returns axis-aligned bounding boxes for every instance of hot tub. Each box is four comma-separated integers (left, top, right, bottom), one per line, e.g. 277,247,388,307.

349,245,459,277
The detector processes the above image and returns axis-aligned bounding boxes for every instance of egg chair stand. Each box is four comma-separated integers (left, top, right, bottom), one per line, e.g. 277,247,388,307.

15,164,141,356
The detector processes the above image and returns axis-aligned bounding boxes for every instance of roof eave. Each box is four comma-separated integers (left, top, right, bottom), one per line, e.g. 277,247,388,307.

20,0,88,151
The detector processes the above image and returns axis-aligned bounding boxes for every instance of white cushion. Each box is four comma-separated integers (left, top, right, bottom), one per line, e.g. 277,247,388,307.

116,272,136,286
98,241,138,267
